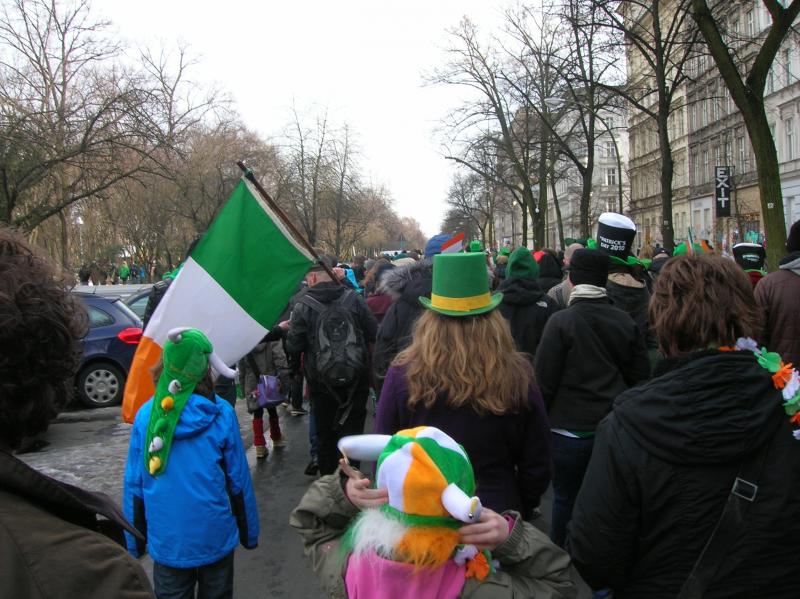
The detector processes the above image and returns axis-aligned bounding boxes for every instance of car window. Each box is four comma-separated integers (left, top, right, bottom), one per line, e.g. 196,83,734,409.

113,298,143,326
88,306,114,328
129,295,149,319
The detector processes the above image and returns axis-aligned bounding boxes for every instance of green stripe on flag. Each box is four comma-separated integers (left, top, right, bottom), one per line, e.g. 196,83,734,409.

190,180,313,329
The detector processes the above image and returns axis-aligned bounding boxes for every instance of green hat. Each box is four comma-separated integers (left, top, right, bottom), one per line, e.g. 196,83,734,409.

144,328,214,477
507,246,540,280
419,252,502,317
468,240,482,253
498,246,511,256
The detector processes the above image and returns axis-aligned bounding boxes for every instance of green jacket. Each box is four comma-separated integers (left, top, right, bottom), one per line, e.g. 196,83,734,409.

289,474,578,599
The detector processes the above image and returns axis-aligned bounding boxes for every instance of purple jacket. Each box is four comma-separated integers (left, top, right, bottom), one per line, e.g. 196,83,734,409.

375,365,552,519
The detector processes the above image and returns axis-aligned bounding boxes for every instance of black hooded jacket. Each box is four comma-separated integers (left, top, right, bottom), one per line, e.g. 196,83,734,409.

284,282,377,384
568,350,800,598
536,253,563,292
372,260,432,390
497,277,560,359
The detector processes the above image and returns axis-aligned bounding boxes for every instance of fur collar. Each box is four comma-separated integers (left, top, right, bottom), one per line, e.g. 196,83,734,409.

378,259,433,299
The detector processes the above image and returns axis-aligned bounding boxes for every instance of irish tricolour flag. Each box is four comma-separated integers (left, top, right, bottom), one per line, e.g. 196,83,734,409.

122,178,314,423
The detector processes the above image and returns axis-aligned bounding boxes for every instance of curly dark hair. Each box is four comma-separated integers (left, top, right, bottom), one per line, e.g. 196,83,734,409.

649,253,761,357
0,227,87,449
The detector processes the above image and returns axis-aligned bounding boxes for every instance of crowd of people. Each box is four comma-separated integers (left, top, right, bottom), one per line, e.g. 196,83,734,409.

1,213,799,599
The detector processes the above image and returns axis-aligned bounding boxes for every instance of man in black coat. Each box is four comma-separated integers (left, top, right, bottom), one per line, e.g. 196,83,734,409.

284,264,377,475
533,249,650,548
497,246,560,359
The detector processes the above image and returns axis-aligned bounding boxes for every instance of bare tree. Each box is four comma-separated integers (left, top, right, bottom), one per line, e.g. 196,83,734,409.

445,171,496,246
690,0,800,268
433,18,543,245
0,0,157,265
592,0,700,253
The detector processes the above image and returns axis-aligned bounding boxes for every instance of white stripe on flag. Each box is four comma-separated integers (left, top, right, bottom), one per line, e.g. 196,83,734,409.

145,257,268,365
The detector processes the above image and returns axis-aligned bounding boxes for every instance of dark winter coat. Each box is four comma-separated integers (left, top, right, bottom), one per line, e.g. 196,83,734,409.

536,254,563,293
0,449,154,599
497,277,561,358
606,270,658,352
533,296,650,430
366,293,394,325
568,350,800,598
372,260,432,388
284,282,378,385
755,251,800,366
375,365,552,519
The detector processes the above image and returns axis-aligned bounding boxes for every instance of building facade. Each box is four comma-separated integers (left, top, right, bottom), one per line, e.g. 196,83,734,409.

626,0,800,251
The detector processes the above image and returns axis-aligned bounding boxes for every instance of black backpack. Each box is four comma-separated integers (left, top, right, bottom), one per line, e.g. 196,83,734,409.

301,291,366,389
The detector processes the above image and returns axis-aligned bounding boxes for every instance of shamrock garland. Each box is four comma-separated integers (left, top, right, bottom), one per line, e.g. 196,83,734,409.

720,337,800,440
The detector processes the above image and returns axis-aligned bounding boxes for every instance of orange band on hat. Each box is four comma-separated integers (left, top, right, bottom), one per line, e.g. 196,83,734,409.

430,292,492,312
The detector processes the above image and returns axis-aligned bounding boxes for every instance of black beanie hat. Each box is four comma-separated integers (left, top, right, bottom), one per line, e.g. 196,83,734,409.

569,249,610,287
596,212,637,259
787,219,800,253
733,243,766,271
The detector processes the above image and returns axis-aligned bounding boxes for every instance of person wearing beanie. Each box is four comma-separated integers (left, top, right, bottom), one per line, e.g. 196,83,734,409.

594,212,657,361
548,243,584,308
535,250,564,293
373,233,452,396
123,328,259,598
498,246,561,359
533,248,650,549
290,427,577,598
376,253,553,522
754,219,800,365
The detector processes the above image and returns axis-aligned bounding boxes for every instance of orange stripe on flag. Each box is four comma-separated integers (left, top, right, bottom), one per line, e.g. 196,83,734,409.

122,336,162,423
404,442,448,517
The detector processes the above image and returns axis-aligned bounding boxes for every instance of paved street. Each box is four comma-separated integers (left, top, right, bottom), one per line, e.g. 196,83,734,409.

17,401,589,599
18,401,326,599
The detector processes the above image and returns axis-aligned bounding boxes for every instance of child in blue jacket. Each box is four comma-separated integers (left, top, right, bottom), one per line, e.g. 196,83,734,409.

123,328,259,599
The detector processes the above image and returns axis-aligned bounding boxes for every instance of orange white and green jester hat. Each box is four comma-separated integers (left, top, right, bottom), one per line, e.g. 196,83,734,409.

338,426,492,578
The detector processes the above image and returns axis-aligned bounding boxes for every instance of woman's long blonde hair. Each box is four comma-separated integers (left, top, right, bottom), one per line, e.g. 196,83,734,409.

394,309,532,415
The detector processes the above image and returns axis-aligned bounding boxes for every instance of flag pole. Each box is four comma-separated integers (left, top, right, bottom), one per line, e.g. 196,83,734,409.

236,161,341,284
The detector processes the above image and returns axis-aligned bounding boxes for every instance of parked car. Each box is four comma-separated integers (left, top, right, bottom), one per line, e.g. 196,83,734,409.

124,286,153,320
73,293,143,408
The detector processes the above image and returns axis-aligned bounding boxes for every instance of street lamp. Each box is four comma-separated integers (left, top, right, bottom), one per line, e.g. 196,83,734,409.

543,97,625,214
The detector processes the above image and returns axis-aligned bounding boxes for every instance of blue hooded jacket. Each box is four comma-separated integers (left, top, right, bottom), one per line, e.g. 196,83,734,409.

123,393,259,568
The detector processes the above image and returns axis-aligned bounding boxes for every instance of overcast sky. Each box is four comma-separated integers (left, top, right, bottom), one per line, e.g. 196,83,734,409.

98,1,509,237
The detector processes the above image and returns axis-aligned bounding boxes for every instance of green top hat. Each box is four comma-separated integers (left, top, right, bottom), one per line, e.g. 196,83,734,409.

419,252,502,317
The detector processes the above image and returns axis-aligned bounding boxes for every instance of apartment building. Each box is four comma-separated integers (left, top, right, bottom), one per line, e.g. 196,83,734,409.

626,0,800,250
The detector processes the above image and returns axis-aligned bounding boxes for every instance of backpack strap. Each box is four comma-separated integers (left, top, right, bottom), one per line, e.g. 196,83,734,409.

677,440,771,598
299,294,327,314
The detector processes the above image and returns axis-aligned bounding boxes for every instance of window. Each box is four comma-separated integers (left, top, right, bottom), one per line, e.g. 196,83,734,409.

784,47,792,86
689,104,696,130
724,140,733,165
691,152,699,185
701,98,708,126
714,145,721,171
88,306,114,328
738,134,748,172
606,141,616,158
606,168,617,186
702,149,709,182
786,117,795,160
746,10,755,37
768,67,775,94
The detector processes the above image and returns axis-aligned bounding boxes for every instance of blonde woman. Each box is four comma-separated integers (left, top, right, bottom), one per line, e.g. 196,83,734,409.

374,252,551,520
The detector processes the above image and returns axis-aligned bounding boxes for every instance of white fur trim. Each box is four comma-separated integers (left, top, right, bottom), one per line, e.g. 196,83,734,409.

350,509,408,558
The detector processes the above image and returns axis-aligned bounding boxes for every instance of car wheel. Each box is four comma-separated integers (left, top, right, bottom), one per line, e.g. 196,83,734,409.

77,362,124,408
